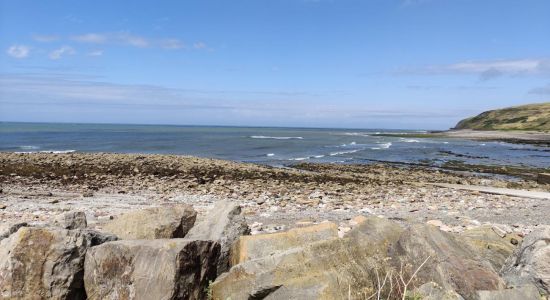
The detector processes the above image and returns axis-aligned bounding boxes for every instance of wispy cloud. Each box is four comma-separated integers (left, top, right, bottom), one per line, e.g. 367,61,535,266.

117,32,149,47
87,50,103,57
68,32,207,50
160,38,185,49
49,46,76,60
6,45,30,58
398,58,550,80
32,34,60,42
72,33,107,44
193,42,207,49
0,73,468,128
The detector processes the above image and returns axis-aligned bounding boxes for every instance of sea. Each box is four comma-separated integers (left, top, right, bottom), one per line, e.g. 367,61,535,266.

1,122,549,169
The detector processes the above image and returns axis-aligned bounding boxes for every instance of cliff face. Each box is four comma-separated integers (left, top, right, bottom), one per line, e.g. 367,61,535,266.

454,102,550,131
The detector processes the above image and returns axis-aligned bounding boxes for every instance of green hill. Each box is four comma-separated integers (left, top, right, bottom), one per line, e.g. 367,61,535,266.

454,102,550,131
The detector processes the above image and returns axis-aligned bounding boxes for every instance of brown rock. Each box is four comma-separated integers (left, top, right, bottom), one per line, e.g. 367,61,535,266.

0,227,116,300
230,222,338,266
102,205,196,239
213,217,404,300
185,200,249,275
391,224,504,300
84,239,220,300
460,225,522,271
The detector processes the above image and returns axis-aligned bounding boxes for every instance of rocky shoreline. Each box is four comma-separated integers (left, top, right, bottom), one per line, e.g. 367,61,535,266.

375,129,550,146
1,152,549,299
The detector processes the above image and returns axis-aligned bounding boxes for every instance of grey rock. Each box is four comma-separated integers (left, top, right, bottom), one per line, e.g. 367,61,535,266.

0,227,115,300
54,211,87,229
84,239,220,300
185,200,249,274
101,204,196,239
501,225,550,295
410,282,464,300
390,224,504,300
477,284,541,300
0,221,27,240
212,217,404,300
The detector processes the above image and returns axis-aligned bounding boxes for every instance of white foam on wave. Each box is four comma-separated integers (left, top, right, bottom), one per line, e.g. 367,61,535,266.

266,153,275,157
289,154,325,161
250,136,303,140
19,145,40,150
330,149,361,156
400,138,420,143
15,150,77,154
289,157,309,161
41,150,77,154
343,132,369,137
371,142,392,150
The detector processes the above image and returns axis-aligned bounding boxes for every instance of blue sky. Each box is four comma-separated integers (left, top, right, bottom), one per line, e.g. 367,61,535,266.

1,0,549,129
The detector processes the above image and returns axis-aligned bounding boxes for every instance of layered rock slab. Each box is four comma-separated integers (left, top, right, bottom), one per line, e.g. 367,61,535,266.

185,200,249,274
501,225,550,295
212,217,403,300
0,227,116,300
229,221,339,266
459,225,522,270
101,204,196,239
391,224,505,300
84,239,220,300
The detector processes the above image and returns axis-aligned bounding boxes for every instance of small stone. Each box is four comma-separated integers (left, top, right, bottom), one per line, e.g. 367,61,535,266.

82,191,94,197
510,237,519,245
427,219,443,227
48,199,59,204
491,225,507,238
255,198,266,205
0,204,6,209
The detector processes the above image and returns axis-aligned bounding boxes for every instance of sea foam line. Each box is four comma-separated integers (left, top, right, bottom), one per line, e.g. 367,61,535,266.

250,136,303,140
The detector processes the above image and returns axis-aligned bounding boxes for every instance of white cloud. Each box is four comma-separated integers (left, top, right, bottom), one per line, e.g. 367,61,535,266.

117,33,149,47
49,46,76,60
87,50,103,57
32,35,60,42
72,33,107,44
6,45,30,58
193,42,207,49
399,58,550,80
68,32,209,50
160,38,185,49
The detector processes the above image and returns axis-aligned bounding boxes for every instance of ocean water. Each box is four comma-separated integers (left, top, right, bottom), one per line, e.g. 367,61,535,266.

1,122,549,168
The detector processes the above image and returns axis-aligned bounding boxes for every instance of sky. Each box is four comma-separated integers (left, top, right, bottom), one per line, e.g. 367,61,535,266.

1,0,549,130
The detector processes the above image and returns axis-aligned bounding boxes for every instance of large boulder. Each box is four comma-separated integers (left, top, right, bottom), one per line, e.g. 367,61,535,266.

101,204,196,239
0,227,116,300
390,224,504,300
459,225,521,270
230,222,338,266
212,217,404,300
185,200,249,274
500,225,550,295
84,239,220,300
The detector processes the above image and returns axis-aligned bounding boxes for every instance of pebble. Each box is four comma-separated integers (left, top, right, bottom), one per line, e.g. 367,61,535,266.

491,225,507,238
427,220,444,227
